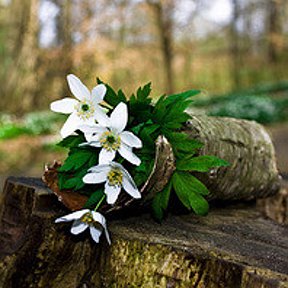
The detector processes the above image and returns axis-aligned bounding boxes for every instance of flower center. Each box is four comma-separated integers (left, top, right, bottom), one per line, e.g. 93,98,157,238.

76,100,95,120
107,168,123,186
80,212,94,224
81,104,90,111
100,131,121,151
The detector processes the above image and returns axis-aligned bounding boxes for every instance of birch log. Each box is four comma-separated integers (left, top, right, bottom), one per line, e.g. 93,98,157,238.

185,115,280,201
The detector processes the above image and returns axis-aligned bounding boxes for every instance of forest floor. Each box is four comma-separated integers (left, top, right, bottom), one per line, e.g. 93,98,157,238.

0,122,287,191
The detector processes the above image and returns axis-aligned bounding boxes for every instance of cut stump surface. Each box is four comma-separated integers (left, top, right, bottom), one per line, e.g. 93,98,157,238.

0,177,287,288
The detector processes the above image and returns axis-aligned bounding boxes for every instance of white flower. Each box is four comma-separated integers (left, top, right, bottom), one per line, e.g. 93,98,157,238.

80,102,142,166
50,74,108,138
83,162,141,205
55,209,111,244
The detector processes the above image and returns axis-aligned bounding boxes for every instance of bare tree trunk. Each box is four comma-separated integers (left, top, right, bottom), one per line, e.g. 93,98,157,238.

3,0,39,114
230,0,241,89
62,0,73,77
267,0,282,63
147,0,174,94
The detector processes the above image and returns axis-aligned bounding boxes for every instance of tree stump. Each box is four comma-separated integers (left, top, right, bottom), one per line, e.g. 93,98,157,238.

0,177,287,288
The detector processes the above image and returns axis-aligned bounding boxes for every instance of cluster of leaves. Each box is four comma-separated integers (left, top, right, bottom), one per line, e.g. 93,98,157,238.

57,80,229,220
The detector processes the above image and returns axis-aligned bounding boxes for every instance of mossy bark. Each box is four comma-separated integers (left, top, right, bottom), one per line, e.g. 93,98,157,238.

0,177,287,288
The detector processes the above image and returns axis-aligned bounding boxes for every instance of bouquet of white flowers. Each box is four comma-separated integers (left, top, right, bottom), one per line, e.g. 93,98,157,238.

44,74,228,244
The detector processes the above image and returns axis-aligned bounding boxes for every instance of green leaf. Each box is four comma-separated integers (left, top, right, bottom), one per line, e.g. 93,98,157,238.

97,78,127,106
129,83,153,123
165,89,201,105
84,189,105,209
177,155,229,172
62,177,84,190
57,173,67,190
152,93,193,131
166,132,203,157
172,171,209,215
139,124,160,148
57,134,86,148
152,181,172,221
137,82,152,103
58,150,94,172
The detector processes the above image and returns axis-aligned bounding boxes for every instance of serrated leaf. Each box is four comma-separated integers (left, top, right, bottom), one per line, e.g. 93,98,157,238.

152,181,172,221
172,171,209,215
139,124,160,148
177,155,230,172
58,150,93,172
136,82,152,104
153,93,193,131
83,189,105,209
129,83,153,123
165,89,200,105
97,78,126,106
166,132,203,157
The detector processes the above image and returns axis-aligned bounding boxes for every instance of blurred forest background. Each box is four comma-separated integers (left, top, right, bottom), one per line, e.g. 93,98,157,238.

0,0,288,187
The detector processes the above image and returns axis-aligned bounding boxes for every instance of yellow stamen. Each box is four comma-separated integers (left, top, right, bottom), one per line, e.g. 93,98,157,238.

75,100,95,120
80,212,94,224
100,131,121,151
107,168,123,186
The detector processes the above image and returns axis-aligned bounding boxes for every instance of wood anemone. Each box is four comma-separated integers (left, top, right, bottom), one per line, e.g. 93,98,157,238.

42,135,176,213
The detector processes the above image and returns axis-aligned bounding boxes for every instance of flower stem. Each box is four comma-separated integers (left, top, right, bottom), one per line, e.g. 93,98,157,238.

94,194,106,211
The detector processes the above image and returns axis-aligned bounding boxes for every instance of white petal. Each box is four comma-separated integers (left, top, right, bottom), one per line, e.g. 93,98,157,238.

118,144,141,166
83,171,107,184
110,162,140,199
94,106,110,127
50,98,78,114
92,211,111,245
122,175,141,199
78,116,97,127
99,148,116,164
104,182,121,204
67,74,90,101
71,220,88,235
60,113,79,138
81,141,101,148
88,164,110,174
79,125,107,142
55,209,90,223
89,226,102,243
91,84,107,104
120,131,142,148
110,102,128,133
